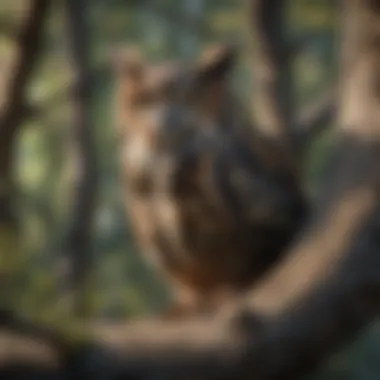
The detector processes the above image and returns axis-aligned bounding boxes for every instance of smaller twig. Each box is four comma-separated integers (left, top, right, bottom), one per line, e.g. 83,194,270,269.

294,87,336,153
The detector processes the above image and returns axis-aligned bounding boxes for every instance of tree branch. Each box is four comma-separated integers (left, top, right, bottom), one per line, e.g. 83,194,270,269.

0,0,51,141
247,0,299,178
0,0,51,200
294,87,336,152
62,0,97,317
247,1,292,139
0,0,52,309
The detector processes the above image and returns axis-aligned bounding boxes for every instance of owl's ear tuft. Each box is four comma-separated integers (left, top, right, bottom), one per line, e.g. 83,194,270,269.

196,44,238,84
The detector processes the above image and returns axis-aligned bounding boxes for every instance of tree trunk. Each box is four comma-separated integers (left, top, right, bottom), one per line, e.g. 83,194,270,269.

0,0,51,310
63,0,97,318
247,1,294,143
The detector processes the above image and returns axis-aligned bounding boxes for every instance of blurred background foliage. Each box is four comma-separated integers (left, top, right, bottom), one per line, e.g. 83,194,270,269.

1,1,379,378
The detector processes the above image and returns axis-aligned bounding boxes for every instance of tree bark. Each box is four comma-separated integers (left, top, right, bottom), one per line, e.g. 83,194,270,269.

63,0,97,318
0,0,51,308
247,1,295,149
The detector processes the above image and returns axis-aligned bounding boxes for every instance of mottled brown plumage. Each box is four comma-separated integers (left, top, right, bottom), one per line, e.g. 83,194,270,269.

112,46,306,316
